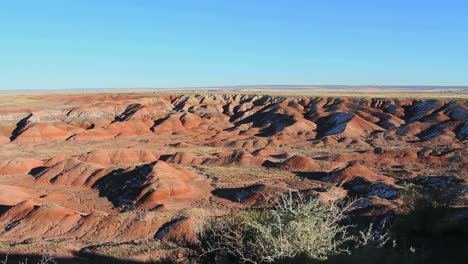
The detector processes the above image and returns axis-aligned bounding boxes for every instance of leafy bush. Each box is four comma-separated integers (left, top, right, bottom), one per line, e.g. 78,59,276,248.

194,193,386,264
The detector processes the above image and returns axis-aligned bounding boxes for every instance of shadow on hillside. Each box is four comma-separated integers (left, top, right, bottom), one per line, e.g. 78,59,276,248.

91,162,156,208
211,184,264,203
293,171,328,180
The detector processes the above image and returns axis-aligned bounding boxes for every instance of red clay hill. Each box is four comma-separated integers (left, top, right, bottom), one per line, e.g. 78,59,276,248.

0,93,466,261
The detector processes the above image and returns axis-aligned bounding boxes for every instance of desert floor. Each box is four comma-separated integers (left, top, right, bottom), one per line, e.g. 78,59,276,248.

0,87,466,263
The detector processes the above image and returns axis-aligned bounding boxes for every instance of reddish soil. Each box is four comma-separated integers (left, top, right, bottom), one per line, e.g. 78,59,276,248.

0,93,466,262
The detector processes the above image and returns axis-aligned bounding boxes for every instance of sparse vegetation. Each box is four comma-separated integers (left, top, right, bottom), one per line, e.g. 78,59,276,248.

1,254,56,264
192,193,389,264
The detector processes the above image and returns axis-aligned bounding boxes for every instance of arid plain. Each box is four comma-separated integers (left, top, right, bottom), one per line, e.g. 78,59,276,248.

0,87,467,263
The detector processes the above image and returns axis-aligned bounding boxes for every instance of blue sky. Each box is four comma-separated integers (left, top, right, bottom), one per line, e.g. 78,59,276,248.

1,0,467,90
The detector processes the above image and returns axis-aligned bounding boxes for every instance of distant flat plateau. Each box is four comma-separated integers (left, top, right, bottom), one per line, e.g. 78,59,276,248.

1,85,467,99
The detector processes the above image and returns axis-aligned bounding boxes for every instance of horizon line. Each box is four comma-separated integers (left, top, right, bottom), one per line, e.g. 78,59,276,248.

2,84,468,92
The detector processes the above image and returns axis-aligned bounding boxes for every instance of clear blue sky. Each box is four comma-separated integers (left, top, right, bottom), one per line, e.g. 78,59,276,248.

1,0,467,90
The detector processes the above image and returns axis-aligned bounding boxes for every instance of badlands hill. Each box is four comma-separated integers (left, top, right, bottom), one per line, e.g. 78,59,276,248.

0,92,466,262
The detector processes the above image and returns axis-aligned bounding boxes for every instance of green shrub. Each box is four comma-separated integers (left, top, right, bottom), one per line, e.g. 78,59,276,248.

194,193,381,264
